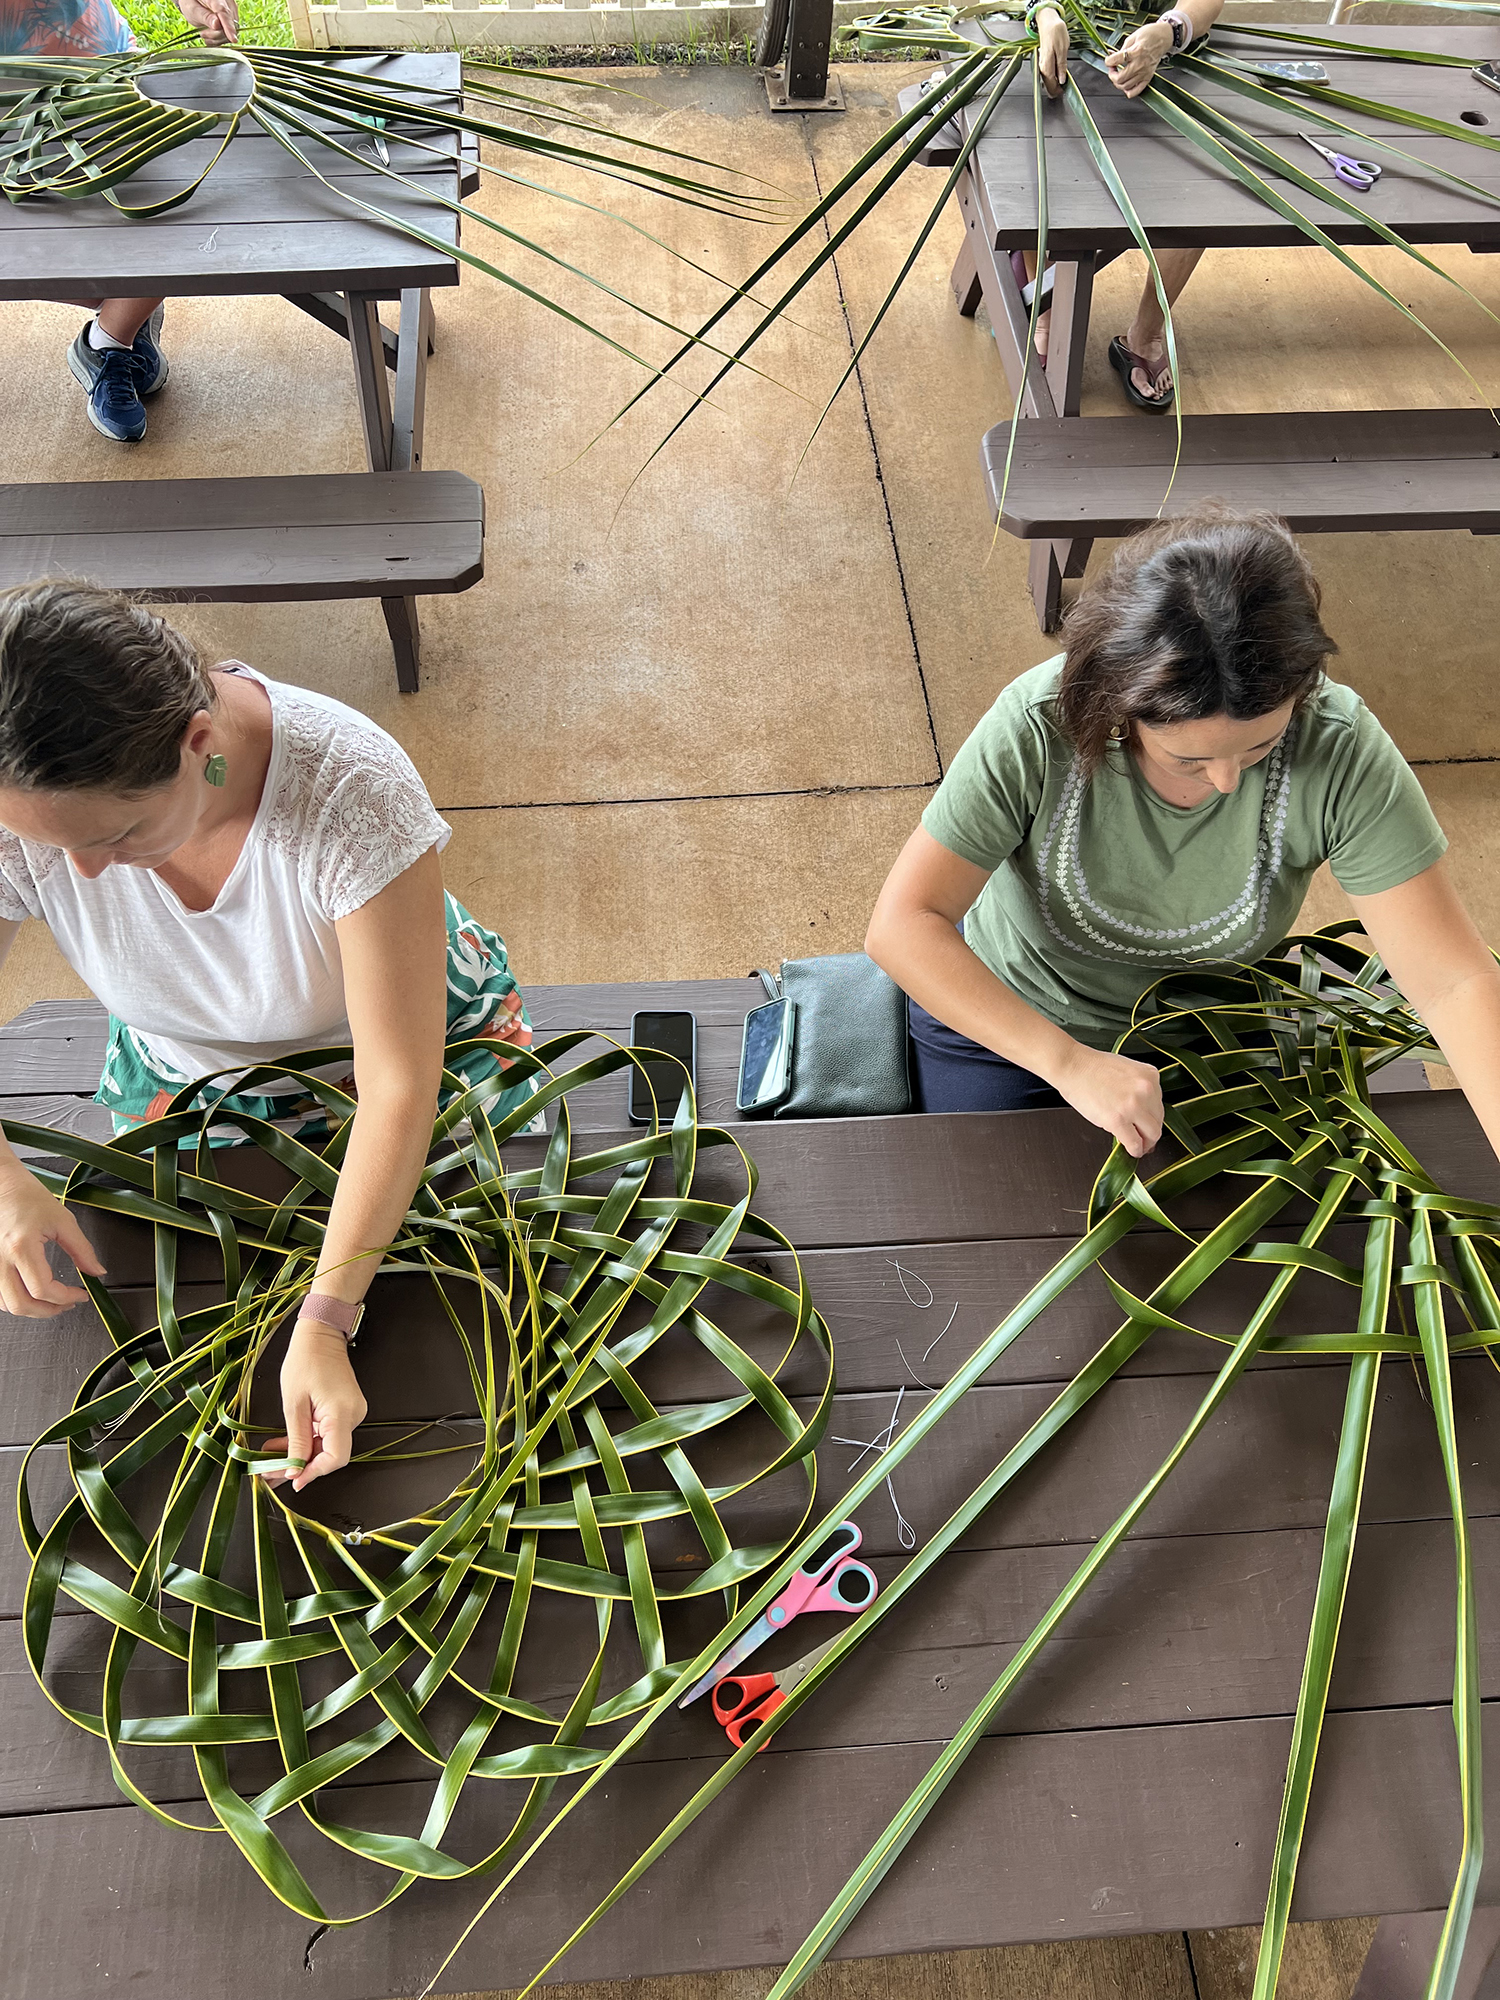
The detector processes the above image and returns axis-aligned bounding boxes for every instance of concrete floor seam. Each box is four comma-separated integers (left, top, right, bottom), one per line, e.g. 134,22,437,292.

804,130,946,784
440,781,939,813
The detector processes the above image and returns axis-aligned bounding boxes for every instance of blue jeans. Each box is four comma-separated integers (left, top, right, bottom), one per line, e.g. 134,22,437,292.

906,995,1066,1114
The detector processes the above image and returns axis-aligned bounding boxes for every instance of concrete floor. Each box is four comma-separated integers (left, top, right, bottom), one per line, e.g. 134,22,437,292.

8,57,1500,2000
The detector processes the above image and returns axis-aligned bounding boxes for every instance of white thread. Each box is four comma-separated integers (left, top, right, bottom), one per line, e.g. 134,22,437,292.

834,1430,893,1472
895,1338,934,1391
835,1386,905,1473
887,1475,917,1550
887,1259,934,1309
922,1301,960,1365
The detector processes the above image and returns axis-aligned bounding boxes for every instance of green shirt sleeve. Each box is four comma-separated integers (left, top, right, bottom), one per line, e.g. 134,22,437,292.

1323,696,1447,897
921,662,1058,871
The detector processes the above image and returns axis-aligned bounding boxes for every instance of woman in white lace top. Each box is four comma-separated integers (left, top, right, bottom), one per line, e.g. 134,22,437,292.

0,582,535,1491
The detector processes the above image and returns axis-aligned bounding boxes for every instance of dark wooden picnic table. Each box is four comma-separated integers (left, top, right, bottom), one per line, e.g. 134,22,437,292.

4,51,471,686
1,980,1498,1997
941,24,1500,627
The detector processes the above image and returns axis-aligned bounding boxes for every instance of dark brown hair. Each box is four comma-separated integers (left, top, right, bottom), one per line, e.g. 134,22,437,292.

0,581,216,794
1056,506,1337,769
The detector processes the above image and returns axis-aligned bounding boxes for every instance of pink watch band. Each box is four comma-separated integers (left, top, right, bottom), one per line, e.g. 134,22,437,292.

1160,8,1193,48
297,1293,365,1342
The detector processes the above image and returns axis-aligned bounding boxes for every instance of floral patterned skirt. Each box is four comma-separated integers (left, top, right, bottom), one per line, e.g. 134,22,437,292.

94,894,538,1145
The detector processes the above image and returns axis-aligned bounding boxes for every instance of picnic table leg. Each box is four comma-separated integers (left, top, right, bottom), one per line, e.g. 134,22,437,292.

1016,253,1094,631
954,166,1097,630
347,288,422,693
1351,1909,1500,2000
951,232,983,317
390,288,433,473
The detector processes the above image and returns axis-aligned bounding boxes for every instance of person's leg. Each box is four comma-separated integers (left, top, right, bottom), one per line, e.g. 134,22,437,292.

1019,249,1051,361
93,296,164,345
1116,247,1203,402
907,996,1065,1115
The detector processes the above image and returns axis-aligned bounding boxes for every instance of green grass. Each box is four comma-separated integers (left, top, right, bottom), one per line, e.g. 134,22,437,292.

117,0,294,46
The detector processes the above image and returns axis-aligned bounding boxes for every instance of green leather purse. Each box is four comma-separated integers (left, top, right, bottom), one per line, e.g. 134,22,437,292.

754,952,912,1118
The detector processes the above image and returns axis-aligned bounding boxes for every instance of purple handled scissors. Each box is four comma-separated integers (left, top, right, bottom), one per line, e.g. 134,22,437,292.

1298,132,1381,193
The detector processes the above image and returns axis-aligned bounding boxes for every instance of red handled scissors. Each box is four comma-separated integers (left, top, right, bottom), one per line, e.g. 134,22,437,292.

711,1636,838,1750
677,1520,878,1707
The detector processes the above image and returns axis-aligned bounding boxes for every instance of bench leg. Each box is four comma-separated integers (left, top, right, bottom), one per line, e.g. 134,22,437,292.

1351,1909,1500,2000
951,233,983,317
348,288,434,692
1028,540,1065,634
382,597,422,695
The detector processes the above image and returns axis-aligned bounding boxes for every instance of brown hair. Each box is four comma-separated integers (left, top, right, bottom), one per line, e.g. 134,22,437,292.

1055,506,1337,770
0,581,216,794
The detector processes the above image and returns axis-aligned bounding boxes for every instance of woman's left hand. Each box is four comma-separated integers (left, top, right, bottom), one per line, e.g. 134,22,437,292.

264,1320,368,1492
1105,18,1174,96
485,987,534,1068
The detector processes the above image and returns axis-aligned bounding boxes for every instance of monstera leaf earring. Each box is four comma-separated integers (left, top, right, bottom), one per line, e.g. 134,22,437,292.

204,754,228,787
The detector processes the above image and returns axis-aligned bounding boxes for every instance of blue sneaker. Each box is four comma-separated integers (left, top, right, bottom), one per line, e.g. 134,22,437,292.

130,305,169,399
68,320,150,442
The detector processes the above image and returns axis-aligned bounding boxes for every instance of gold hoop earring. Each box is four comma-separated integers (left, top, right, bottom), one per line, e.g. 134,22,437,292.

204,753,228,787
1106,723,1125,745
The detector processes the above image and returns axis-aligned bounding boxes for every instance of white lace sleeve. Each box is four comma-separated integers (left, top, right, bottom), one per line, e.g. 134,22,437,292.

0,833,41,923
305,717,450,922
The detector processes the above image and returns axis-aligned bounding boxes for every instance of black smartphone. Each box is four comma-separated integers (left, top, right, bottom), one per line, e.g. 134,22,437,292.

737,997,796,1113
628,1011,697,1125
1475,59,1500,93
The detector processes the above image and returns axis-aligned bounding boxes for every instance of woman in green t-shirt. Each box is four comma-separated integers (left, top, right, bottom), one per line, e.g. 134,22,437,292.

867,509,1499,1161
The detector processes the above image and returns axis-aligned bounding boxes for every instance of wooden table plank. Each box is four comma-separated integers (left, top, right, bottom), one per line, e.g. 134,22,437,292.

6,1517,1498,1818
9,1356,1494,1616
0,1000,109,1042
0,1219,1397,1445
0,52,461,302
2,1704,1497,1999
0,219,457,302
0,523,484,601
987,408,1500,469
0,471,484,537
52,1093,1497,1288
970,25,1500,253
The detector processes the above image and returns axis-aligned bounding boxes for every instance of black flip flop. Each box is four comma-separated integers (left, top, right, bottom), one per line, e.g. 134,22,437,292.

1108,335,1174,413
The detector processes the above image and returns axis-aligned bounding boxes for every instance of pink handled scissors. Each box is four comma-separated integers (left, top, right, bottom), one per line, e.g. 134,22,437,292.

677,1520,878,1707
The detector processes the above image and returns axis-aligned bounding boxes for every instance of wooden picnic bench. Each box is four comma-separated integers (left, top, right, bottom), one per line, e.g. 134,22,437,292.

0,470,484,631
4,976,1492,1999
5,55,475,692
981,408,1500,542
933,24,1500,630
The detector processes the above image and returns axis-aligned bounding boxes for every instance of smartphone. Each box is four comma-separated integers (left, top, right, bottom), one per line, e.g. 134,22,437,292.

1475,60,1500,93
628,1011,697,1125
737,997,796,1114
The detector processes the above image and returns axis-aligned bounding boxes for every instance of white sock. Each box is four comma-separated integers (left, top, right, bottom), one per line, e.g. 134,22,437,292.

87,319,133,353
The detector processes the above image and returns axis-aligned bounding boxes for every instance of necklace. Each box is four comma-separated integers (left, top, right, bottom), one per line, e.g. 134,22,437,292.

1035,722,1298,966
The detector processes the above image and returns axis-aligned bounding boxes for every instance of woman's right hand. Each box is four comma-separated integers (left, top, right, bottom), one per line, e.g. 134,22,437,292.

1051,1044,1164,1158
1035,5,1070,95
0,1160,107,1316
